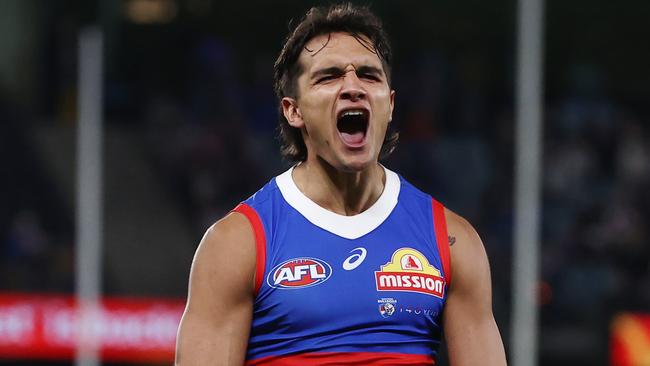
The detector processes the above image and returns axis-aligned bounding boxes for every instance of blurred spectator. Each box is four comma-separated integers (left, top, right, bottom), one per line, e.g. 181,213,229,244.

3,210,50,290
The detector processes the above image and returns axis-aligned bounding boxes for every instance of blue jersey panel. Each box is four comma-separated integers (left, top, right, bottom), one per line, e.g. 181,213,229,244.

242,174,448,362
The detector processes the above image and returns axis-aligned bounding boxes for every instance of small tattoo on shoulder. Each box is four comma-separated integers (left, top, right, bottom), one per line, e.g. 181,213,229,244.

448,235,456,246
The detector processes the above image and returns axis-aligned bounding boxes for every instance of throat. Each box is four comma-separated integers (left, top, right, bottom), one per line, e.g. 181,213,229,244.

292,162,386,216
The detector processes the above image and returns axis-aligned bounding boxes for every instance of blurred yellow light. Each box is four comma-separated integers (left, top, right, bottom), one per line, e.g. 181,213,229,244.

611,313,650,366
124,0,177,24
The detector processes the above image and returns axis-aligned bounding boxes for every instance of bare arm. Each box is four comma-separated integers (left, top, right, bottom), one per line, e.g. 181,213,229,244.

443,208,507,366
176,212,256,365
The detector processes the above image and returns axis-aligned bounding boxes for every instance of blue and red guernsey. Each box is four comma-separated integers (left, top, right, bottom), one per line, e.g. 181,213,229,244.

233,166,451,366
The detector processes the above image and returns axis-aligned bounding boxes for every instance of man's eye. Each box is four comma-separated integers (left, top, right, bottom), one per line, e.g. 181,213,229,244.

316,75,336,83
360,73,380,81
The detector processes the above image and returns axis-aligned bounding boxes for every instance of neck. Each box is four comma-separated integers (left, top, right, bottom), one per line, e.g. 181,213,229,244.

292,157,386,216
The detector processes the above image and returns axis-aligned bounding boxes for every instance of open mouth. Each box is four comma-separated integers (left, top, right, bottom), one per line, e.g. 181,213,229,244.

337,109,369,147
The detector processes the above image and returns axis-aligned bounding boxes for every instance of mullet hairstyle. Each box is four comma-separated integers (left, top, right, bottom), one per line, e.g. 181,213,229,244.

273,3,399,162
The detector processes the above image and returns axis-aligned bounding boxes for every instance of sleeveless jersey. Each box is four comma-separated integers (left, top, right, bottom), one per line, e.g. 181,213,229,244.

233,166,451,366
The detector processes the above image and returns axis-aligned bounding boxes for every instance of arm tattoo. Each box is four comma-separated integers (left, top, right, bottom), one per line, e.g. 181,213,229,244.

448,235,456,246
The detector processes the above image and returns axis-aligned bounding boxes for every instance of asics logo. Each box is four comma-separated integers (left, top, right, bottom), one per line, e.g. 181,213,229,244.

342,247,367,271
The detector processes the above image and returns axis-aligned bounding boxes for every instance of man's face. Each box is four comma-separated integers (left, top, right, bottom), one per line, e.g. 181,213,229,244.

282,32,395,172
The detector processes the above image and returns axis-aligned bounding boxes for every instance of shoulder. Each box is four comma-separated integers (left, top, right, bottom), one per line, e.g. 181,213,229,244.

200,211,255,262
444,208,481,249
443,207,491,294
205,211,255,246
242,172,283,208
391,173,436,219
394,173,431,201
190,211,257,297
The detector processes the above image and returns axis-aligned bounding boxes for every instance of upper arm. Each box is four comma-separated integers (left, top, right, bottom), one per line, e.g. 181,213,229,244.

175,211,257,366
442,208,507,366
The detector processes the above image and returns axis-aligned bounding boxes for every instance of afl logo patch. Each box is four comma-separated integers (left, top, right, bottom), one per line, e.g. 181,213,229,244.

267,257,332,289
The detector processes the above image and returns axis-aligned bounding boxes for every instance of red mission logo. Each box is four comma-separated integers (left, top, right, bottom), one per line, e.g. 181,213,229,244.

267,257,332,289
375,248,446,298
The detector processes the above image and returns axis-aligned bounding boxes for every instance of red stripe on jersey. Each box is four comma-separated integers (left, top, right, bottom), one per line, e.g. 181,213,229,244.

432,199,451,287
246,351,435,365
233,203,266,295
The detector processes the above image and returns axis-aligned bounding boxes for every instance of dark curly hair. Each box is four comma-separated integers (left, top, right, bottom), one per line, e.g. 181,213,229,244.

273,3,399,162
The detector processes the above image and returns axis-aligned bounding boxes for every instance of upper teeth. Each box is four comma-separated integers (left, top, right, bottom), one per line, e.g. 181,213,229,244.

341,110,364,117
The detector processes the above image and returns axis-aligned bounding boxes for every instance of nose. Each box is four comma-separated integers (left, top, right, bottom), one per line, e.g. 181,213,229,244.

340,70,366,102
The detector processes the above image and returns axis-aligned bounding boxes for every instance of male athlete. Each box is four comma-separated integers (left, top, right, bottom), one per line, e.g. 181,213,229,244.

176,3,507,365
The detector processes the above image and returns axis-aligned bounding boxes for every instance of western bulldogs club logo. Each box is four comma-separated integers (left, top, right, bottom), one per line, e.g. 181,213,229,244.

267,257,332,289
378,298,397,318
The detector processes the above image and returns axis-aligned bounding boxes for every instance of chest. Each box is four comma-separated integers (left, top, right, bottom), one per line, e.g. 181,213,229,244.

254,212,447,337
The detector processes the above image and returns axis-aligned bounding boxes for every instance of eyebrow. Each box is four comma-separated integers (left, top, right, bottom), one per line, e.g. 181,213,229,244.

310,65,385,79
311,67,345,79
356,65,384,77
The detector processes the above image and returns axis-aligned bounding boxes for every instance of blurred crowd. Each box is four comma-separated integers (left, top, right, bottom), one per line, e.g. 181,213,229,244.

0,104,75,294
4,34,648,324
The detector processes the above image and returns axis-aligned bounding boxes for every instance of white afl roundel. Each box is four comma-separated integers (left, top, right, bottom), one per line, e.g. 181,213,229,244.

267,257,332,289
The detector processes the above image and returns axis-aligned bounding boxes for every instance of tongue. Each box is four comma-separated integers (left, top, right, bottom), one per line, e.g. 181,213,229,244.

341,131,365,145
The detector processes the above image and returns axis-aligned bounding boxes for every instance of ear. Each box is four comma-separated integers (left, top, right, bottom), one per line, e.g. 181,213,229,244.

388,90,395,122
281,97,304,128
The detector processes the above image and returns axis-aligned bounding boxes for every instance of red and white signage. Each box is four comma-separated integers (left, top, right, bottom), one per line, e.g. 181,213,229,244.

611,313,650,366
375,248,446,298
0,292,185,363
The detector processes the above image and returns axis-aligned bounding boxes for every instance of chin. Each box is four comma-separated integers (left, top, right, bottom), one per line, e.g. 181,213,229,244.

337,154,376,173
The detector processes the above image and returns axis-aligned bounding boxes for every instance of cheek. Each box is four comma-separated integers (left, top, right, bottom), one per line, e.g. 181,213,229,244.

370,91,392,141
373,101,389,122
301,109,333,144
372,89,393,112
301,93,336,131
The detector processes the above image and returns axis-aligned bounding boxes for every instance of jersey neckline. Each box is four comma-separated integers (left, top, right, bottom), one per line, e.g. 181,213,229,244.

275,165,400,239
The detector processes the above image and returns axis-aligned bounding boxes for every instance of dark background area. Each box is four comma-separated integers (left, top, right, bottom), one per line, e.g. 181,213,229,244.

1,0,649,365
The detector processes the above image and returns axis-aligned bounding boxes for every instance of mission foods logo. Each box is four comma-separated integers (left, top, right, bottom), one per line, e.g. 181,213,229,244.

267,257,332,289
375,248,445,298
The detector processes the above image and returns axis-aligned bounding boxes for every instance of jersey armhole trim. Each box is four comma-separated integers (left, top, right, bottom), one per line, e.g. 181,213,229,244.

233,203,266,295
432,198,451,287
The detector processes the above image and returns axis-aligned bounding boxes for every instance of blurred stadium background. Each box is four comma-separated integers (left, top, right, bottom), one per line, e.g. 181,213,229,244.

1,0,649,365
